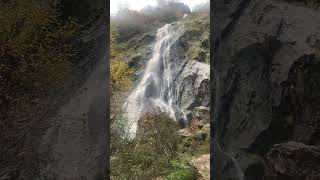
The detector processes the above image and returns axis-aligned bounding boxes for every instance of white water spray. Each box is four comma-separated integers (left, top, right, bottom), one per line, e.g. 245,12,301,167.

123,23,185,138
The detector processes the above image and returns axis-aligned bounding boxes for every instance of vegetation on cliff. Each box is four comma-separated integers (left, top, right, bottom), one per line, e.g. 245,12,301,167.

177,12,210,63
0,0,78,143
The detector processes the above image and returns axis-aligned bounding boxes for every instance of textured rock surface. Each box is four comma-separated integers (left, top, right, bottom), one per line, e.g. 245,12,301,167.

13,1,109,179
158,28,210,116
265,142,320,180
177,61,210,112
212,0,320,179
190,154,210,180
193,106,210,128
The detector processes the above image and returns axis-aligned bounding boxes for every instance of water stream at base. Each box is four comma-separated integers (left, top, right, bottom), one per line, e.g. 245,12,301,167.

123,23,185,138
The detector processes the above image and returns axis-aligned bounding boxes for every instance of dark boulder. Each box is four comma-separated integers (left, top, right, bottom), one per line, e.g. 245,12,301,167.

265,142,320,180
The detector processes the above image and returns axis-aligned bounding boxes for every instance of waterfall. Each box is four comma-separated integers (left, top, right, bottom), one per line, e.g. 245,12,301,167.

123,23,185,138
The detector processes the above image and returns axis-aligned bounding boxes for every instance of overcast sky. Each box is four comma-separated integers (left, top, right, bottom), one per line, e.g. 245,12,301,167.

110,0,209,15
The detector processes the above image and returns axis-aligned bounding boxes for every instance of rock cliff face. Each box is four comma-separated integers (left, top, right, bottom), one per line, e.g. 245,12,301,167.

212,0,320,179
18,1,108,179
0,1,108,179
176,61,210,112
156,25,210,124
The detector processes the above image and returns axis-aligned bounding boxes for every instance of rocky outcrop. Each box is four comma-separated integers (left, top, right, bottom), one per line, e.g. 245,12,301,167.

176,61,210,112
193,106,210,128
170,31,210,111
178,123,210,180
265,142,320,180
171,23,211,124
212,0,320,179
190,154,210,180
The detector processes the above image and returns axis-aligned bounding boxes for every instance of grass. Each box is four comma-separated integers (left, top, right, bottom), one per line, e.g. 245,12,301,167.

166,157,198,180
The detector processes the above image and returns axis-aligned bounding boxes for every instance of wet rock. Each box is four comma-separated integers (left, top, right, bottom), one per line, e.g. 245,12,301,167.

184,110,193,125
174,107,188,128
165,27,210,113
190,154,210,180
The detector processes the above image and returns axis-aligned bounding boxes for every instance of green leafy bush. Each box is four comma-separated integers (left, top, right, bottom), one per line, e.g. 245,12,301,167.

166,159,198,180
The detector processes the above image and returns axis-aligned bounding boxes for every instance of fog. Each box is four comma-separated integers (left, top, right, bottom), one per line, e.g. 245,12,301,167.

110,0,209,15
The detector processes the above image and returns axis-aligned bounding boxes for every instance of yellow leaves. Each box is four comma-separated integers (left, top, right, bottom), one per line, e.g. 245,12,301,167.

110,22,134,95
110,59,134,95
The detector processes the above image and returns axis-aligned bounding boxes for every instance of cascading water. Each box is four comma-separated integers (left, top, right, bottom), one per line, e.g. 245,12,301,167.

123,23,185,138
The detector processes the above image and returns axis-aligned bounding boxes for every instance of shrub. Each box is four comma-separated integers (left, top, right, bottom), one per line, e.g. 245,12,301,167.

166,160,198,180
110,59,134,95
111,112,180,178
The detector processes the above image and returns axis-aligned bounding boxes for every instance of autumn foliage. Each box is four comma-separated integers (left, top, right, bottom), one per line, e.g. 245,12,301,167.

0,0,78,136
